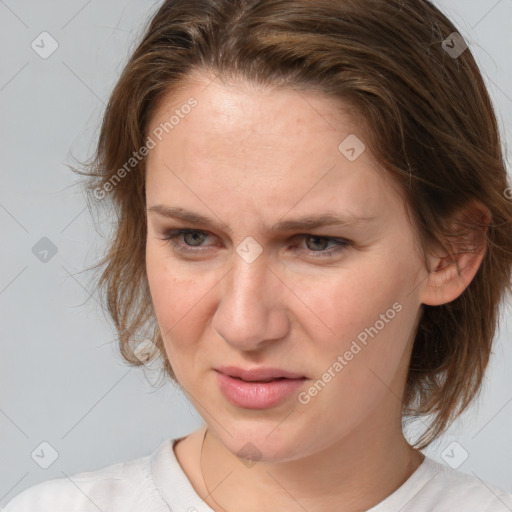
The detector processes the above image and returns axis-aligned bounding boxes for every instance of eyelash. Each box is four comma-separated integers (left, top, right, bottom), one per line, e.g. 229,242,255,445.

160,229,351,259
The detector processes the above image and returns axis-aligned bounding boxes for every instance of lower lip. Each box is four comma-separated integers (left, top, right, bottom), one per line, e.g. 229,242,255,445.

216,371,307,409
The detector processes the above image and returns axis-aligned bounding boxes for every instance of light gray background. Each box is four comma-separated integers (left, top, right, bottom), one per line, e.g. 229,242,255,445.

1,0,511,507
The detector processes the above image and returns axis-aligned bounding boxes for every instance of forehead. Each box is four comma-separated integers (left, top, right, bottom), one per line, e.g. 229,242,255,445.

148,77,359,155
144,77,404,227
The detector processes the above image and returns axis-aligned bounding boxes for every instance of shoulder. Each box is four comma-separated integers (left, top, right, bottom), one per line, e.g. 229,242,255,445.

2,449,166,512
414,457,512,511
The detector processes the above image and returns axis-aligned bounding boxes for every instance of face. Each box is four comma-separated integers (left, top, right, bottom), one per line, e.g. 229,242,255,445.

145,75,428,463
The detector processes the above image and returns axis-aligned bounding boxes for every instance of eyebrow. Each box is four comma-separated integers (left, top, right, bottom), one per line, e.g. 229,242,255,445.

147,204,377,234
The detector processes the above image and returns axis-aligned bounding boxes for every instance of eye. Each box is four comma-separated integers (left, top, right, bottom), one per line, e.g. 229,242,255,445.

162,229,213,252
160,229,351,259
295,234,351,258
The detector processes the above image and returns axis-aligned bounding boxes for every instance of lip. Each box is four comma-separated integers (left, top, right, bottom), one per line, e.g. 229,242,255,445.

216,365,306,381
215,366,308,409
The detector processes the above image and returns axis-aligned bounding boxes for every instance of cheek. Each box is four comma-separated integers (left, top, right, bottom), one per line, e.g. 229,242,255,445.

294,259,415,350
145,247,216,364
293,251,421,392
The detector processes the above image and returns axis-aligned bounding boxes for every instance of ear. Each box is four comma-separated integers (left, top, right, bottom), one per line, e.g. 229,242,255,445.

420,200,490,306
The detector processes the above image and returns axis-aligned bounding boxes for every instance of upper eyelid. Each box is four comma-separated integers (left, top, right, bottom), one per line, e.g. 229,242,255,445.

168,228,343,237
166,228,349,244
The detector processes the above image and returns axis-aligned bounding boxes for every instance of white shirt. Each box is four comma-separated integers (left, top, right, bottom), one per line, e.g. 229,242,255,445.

3,437,512,511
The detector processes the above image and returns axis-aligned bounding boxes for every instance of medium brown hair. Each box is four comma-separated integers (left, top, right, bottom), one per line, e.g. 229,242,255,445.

78,0,512,449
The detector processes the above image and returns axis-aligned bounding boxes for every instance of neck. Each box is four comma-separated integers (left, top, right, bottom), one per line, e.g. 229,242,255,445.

199,417,424,512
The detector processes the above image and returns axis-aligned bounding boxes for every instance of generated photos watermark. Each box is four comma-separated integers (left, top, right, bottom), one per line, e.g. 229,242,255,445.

93,97,198,200
298,301,403,405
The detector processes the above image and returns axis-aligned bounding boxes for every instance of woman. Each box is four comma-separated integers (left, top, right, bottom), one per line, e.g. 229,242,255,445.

5,0,512,510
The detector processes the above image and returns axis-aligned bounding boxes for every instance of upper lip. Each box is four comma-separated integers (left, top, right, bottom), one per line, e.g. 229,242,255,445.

216,365,306,381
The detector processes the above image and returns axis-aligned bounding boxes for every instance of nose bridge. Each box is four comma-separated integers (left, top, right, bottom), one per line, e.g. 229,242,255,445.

225,253,271,320
226,231,271,303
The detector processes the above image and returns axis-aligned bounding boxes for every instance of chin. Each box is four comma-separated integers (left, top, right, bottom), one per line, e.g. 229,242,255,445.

213,420,311,464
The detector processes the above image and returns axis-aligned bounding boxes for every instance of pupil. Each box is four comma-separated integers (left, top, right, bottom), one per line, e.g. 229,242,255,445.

307,236,326,251
185,232,204,246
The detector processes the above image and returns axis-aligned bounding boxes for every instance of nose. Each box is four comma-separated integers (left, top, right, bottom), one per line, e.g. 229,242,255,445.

212,254,290,352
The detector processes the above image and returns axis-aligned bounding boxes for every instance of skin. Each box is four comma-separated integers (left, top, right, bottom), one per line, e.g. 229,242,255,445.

144,74,486,512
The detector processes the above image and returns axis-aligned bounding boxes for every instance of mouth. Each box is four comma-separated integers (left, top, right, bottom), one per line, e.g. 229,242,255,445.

215,365,307,381
214,366,308,409
231,376,291,383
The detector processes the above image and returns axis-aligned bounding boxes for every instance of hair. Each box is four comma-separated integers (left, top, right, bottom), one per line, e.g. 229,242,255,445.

77,0,512,450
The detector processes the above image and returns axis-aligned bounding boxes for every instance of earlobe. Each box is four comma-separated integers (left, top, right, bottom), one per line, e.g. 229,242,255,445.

420,201,490,307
